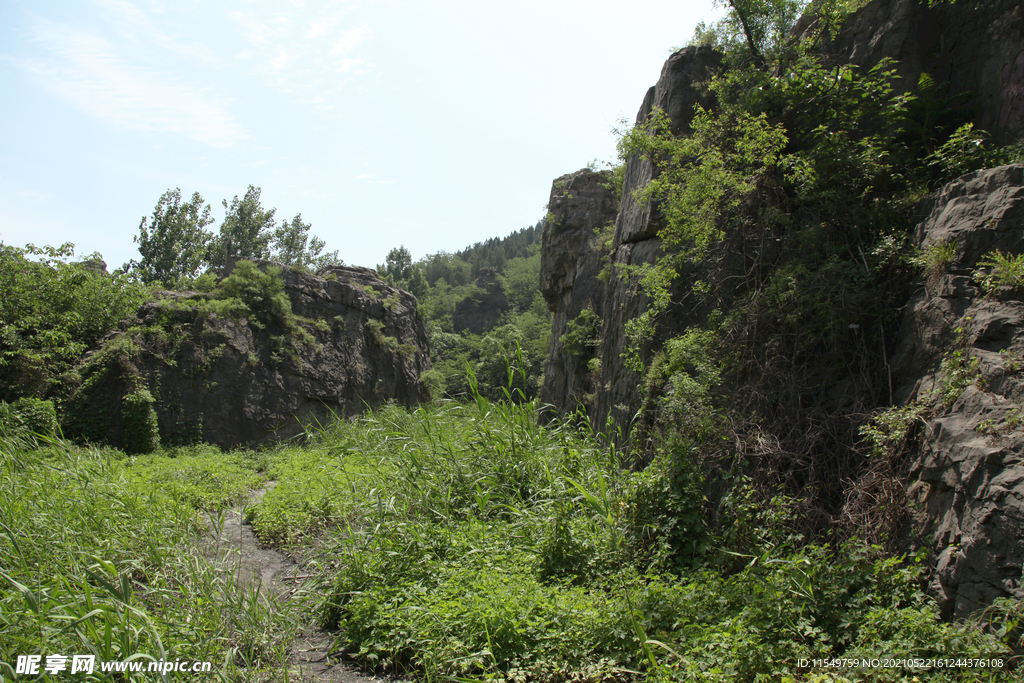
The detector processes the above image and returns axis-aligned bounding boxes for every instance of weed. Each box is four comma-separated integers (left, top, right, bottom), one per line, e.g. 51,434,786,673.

911,239,959,274
938,316,981,405
975,249,1024,295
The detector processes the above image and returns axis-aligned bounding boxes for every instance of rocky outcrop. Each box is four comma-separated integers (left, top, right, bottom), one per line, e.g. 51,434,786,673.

539,46,722,425
539,169,618,414
537,2,1024,619
452,268,510,333
64,261,431,450
833,0,1024,143
893,164,1024,619
596,47,724,427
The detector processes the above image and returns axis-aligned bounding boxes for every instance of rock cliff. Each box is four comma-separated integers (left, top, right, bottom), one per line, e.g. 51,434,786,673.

540,46,722,424
63,261,431,450
539,2,1024,619
893,164,1024,619
832,0,1024,143
539,169,618,414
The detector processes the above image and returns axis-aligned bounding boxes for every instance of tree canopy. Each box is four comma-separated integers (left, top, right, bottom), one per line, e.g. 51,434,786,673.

130,185,341,283
130,189,214,286
0,242,148,400
209,185,277,269
273,213,343,269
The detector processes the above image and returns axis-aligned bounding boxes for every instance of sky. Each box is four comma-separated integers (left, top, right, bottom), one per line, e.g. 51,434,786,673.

0,0,722,271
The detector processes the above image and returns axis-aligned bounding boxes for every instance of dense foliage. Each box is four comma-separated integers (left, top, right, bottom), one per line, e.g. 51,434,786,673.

4,2,1024,679
237,395,1018,681
615,0,1024,542
378,223,554,401
0,243,149,403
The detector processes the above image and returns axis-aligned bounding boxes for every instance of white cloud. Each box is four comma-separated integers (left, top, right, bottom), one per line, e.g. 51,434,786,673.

20,18,248,147
229,8,373,92
337,57,367,73
355,174,395,184
94,0,217,64
300,95,334,110
330,25,371,55
269,50,299,72
20,189,56,201
230,11,290,48
307,17,338,39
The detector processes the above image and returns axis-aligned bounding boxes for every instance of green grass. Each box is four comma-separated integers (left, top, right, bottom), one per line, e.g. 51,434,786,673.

2,399,1019,682
0,434,298,680
286,399,1018,682
118,444,263,510
244,445,374,546
975,249,1024,294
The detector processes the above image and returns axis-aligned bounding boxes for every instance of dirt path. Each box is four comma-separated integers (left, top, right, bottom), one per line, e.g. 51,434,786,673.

207,484,385,683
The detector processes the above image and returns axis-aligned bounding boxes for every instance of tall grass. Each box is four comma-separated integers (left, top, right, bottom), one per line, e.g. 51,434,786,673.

3,388,1017,681
291,393,1016,682
0,435,298,680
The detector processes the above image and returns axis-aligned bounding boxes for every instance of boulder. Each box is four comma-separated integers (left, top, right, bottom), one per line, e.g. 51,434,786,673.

62,261,431,450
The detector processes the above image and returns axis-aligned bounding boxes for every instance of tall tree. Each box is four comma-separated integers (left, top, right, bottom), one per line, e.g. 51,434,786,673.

379,245,413,281
209,185,276,268
131,188,214,285
378,245,427,297
697,0,810,66
272,213,343,269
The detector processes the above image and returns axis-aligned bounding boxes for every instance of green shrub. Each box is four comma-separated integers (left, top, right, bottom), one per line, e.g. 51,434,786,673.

1,398,59,443
926,122,1005,183
218,260,292,331
938,316,981,406
121,388,160,454
621,444,712,568
559,306,602,356
418,368,445,401
0,243,148,401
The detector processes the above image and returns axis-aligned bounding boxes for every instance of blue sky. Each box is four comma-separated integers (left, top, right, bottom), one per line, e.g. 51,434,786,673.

0,0,720,271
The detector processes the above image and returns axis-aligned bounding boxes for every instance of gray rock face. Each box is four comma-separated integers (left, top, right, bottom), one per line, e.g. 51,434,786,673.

833,0,1024,143
539,46,721,425
66,261,431,449
452,268,509,334
539,169,618,415
618,46,722,246
893,165,1024,619
596,46,722,427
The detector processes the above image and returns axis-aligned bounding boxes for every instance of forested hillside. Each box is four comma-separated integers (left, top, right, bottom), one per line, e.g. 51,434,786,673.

376,223,555,400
